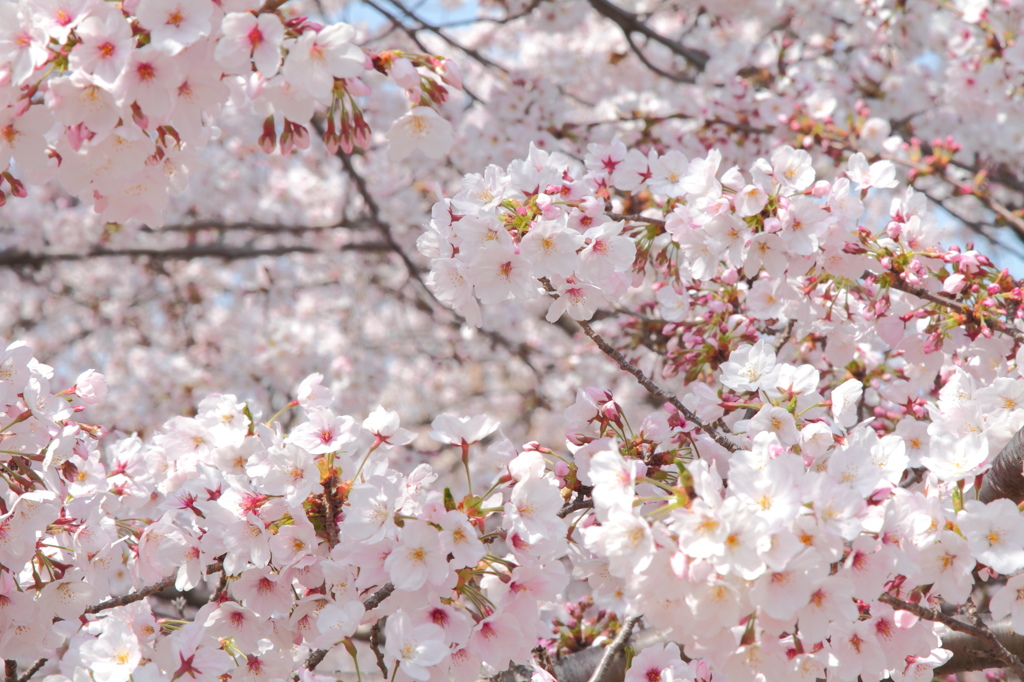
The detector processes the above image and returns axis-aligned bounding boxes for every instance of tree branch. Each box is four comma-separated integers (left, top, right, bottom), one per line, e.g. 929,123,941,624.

884,272,1024,344
979,423,1024,503
296,582,396,679
149,219,375,234
83,561,225,616
0,243,390,269
588,616,641,682
575,318,741,453
15,659,45,682
587,0,709,71
879,593,1024,679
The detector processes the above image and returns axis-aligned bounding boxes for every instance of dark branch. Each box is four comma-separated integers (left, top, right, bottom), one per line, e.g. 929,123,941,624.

587,0,709,71
588,616,641,682
0,243,389,269
149,219,375,234
297,582,396,679
15,659,45,682
575,317,741,453
880,593,1024,679
884,273,1024,344
84,561,224,615
979,424,1024,504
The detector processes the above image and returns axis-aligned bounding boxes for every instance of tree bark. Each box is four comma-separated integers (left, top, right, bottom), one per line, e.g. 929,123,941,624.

979,424,1024,504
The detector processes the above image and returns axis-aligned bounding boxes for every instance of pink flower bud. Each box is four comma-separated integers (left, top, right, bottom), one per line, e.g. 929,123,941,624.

6,175,26,198
390,57,420,90
344,77,372,97
438,58,463,89
74,369,108,405
259,116,277,153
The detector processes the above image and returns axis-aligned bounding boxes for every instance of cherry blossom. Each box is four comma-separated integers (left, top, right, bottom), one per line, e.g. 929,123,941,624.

6,2,1024,682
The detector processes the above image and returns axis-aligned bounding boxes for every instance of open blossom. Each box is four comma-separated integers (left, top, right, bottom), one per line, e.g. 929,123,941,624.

578,220,635,281
135,0,212,55
771,145,815,192
363,406,415,447
216,12,285,77
846,152,898,190
957,499,1024,573
289,407,356,455
114,44,182,120
384,519,449,590
384,611,447,681
74,368,107,404
0,5,50,86
429,413,499,446
467,244,536,304
581,509,655,576
387,106,454,160
68,4,133,88
720,340,776,392
78,618,141,682
27,0,92,42
520,215,584,278
282,23,365,102
546,278,609,323
0,105,55,178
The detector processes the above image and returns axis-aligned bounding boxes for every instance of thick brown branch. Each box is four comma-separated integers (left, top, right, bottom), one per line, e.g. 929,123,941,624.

588,616,641,682
15,659,45,682
880,593,1024,679
587,0,709,71
322,476,340,549
979,424,1024,503
0,243,389,269
151,220,374,234
936,625,1024,674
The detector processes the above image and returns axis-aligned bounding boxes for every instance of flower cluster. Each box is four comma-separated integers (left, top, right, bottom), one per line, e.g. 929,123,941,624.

0,341,576,681
0,0,458,224
411,136,1024,680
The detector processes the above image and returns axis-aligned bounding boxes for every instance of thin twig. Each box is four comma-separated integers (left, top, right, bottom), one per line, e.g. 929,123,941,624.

15,659,45,682
885,273,1024,344
558,491,595,518
363,582,396,610
83,561,224,615
587,615,642,682
606,212,667,227
296,583,396,680
771,319,796,355
587,0,709,70
879,593,1024,680
5,660,16,682
370,619,388,677
256,0,288,13
575,318,740,453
